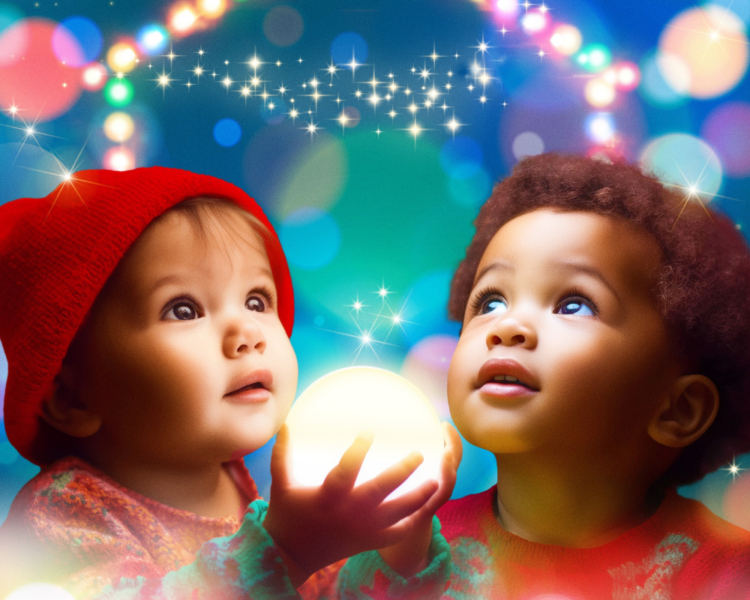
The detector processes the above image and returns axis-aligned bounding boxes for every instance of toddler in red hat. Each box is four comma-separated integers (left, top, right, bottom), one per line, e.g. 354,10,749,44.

0,167,458,599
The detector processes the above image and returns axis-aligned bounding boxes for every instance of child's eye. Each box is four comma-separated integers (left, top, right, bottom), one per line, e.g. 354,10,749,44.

246,295,266,312
555,297,596,317
165,301,199,321
470,289,509,316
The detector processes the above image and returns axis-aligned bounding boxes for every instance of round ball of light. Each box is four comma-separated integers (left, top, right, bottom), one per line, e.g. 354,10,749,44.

285,366,444,498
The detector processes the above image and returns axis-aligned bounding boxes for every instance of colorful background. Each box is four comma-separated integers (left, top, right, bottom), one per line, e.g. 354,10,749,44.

1,0,749,532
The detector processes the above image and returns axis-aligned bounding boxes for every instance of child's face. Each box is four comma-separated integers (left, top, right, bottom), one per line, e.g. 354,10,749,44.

76,208,298,466
448,209,681,462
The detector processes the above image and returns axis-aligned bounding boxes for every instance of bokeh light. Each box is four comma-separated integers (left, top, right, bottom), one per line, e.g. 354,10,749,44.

55,17,101,66
285,367,444,498
81,62,107,91
280,208,341,270
512,131,544,160
614,62,640,90
103,111,135,142
137,24,169,55
585,112,615,144
659,5,749,99
103,78,134,107
577,44,612,72
103,146,135,171
448,169,492,209
440,136,484,180
263,6,304,47
331,31,368,65
401,334,458,420
198,0,227,19
702,102,750,178
0,18,83,121
494,0,519,18
638,52,688,108
0,7,28,68
213,117,242,147
5,583,76,600
550,24,582,56
584,78,616,108
521,10,549,34
640,133,723,200
51,22,86,68
169,5,198,35
106,41,138,73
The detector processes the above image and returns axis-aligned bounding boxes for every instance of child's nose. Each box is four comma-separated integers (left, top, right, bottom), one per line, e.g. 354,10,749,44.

486,315,537,350
223,317,266,357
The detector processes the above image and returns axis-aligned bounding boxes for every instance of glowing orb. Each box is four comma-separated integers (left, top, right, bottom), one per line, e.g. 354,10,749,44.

577,44,611,73
585,79,615,108
0,18,83,121
103,147,135,171
107,42,138,73
285,367,444,498
137,24,169,54
702,101,750,177
199,0,227,19
640,133,722,200
586,113,615,144
614,62,640,90
103,79,134,107
104,112,134,142
495,0,519,17
659,5,749,98
550,24,582,56
170,6,198,34
5,583,76,600
521,11,548,34
81,63,107,91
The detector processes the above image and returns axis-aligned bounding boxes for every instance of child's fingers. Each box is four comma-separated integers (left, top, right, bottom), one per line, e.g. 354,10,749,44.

269,424,292,488
442,422,463,469
321,431,374,497
372,478,438,527
358,451,424,505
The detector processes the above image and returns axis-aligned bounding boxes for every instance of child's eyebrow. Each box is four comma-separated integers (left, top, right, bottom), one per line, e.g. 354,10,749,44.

473,260,514,286
548,260,621,301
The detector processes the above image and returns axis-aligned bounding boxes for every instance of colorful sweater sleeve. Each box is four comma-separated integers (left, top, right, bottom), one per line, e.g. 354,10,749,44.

327,517,452,600
87,500,300,600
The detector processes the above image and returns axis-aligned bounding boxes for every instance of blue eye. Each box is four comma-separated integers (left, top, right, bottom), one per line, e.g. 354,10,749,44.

481,297,508,315
556,298,595,316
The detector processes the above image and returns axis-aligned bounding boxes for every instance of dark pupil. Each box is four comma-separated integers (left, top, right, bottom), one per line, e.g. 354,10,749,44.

562,302,581,315
248,297,264,311
174,304,195,320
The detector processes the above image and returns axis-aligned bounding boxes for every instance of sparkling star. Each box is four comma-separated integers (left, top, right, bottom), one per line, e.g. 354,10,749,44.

723,459,745,482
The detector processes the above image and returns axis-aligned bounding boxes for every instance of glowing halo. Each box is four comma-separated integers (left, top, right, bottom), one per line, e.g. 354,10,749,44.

285,366,444,498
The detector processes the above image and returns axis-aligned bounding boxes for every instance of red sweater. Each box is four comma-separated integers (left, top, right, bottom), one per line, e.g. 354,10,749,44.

436,487,750,600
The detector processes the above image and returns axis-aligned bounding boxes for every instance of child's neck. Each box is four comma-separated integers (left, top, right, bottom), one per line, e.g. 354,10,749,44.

493,453,664,548
83,450,245,520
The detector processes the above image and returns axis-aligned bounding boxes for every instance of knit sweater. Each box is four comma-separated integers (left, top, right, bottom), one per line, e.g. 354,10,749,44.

0,457,451,600
436,487,750,600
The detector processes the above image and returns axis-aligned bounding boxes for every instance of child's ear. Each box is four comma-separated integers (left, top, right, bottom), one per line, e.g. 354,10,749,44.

647,375,719,448
40,364,102,438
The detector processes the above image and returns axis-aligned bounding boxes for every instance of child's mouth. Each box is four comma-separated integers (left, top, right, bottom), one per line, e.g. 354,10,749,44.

225,370,273,403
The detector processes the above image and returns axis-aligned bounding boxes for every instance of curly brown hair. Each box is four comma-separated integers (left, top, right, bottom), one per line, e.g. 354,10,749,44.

449,153,750,487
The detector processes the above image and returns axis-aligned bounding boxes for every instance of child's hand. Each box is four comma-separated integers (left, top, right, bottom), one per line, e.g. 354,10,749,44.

262,424,442,586
377,422,463,577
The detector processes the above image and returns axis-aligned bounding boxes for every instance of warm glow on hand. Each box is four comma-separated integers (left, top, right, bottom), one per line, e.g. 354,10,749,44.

285,366,444,498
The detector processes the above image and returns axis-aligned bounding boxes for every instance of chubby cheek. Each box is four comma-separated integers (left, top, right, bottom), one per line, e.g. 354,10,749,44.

446,335,482,439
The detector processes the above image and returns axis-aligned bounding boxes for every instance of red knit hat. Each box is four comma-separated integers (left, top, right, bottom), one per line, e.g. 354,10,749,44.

0,167,294,466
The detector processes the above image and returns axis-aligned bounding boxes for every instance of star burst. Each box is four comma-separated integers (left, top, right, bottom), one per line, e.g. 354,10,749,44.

320,283,415,364
723,458,745,482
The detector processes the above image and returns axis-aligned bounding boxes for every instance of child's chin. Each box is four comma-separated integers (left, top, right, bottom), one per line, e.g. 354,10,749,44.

230,448,255,461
